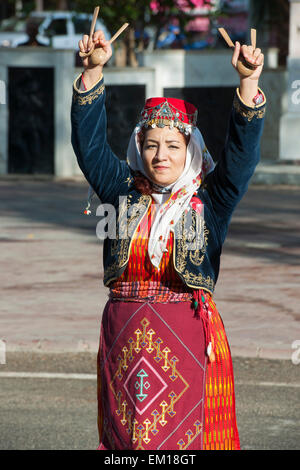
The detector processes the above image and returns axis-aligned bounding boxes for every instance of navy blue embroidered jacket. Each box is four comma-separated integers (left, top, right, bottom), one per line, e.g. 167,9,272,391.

71,74,266,294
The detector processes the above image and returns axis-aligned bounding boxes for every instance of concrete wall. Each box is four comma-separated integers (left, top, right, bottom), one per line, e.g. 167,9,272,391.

260,68,288,161
279,1,300,161
0,47,74,177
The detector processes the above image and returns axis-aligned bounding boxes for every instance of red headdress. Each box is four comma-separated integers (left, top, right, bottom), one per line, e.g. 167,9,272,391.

137,97,198,135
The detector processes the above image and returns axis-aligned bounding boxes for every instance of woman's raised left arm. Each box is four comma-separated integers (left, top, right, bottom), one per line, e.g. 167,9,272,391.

71,31,132,206
204,41,266,244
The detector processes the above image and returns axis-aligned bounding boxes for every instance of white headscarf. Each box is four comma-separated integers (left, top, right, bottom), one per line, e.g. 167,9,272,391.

126,125,215,269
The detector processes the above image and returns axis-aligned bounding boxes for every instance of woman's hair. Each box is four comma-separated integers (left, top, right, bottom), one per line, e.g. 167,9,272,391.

133,171,154,195
133,126,190,195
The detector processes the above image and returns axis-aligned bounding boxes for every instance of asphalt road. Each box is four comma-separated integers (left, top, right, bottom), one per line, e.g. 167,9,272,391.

0,353,299,451
0,180,300,451
1,180,300,358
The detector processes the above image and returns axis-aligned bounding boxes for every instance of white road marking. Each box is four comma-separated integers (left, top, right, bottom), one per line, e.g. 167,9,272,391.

236,380,300,388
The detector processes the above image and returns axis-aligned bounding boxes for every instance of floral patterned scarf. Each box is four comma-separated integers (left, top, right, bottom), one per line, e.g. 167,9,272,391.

126,126,215,269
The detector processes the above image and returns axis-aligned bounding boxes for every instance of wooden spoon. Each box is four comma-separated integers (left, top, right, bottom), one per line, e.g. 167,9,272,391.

89,22,129,65
79,6,100,58
78,5,129,65
218,27,259,77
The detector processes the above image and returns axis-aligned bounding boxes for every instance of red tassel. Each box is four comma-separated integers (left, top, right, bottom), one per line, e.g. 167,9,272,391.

192,289,215,362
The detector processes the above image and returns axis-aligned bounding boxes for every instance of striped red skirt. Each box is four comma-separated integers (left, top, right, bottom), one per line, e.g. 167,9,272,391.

97,296,240,450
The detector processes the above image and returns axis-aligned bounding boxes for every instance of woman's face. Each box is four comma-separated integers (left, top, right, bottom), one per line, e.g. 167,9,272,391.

141,126,187,186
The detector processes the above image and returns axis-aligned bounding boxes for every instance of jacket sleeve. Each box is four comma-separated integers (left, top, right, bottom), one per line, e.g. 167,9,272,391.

204,87,266,244
71,74,132,206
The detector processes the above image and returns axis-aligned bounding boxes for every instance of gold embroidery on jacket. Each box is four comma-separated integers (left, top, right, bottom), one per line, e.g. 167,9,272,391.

74,83,105,106
173,214,188,274
171,209,214,292
111,238,118,257
189,212,208,266
233,95,265,121
181,270,215,291
104,195,151,285
125,176,134,186
173,209,208,269
105,195,215,292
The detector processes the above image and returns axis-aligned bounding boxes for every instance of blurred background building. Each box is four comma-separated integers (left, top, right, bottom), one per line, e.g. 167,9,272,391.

0,0,298,179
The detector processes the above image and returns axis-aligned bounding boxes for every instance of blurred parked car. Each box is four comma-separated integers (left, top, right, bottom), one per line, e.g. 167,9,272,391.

0,11,110,49
0,15,27,47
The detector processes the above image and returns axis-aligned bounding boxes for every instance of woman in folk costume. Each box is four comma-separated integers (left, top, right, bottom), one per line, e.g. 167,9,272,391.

71,29,265,450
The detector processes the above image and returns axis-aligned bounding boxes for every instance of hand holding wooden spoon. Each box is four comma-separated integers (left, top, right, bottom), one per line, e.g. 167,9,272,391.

232,41,264,81
219,27,264,80
79,30,113,69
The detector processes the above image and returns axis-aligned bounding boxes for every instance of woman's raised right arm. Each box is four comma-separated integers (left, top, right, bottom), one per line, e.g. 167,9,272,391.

71,31,131,205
